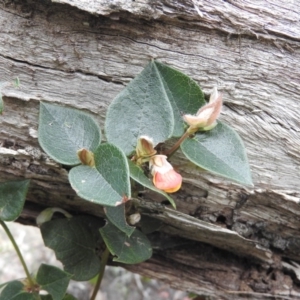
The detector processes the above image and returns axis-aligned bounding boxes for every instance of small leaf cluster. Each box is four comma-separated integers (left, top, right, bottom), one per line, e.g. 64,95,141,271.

0,181,73,300
35,60,252,279
0,61,252,299
38,101,152,267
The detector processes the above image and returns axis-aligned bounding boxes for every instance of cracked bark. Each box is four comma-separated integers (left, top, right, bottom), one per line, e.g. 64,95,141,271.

0,0,299,299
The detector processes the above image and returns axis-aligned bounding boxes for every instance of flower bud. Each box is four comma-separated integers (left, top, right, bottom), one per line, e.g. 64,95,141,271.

127,213,141,225
77,148,95,167
149,155,182,193
183,87,222,132
36,207,72,226
136,135,157,158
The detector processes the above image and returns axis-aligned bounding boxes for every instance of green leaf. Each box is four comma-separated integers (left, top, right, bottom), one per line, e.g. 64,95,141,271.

40,295,77,300
139,215,163,235
38,102,101,165
40,216,104,281
69,143,131,206
94,144,131,198
181,122,253,185
153,61,205,137
105,61,174,155
40,295,53,300
36,264,71,300
62,295,77,300
100,222,152,264
0,180,30,221
105,205,135,237
105,61,205,155
128,160,176,208
0,281,34,300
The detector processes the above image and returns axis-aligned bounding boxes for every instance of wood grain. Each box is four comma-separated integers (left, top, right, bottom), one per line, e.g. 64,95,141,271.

0,0,299,298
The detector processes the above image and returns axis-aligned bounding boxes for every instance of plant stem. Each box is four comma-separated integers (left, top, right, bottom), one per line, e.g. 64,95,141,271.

0,220,35,287
90,247,110,300
164,130,191,157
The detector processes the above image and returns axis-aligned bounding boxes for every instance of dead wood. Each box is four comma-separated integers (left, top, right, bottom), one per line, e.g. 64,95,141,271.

0,0,300,298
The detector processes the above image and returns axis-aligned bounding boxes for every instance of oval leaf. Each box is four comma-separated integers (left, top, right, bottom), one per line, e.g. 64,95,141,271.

139,215,163,235
36,264,71,300
40,216,104,281
38,102,101,165
69,166,120,206
128,160,176,208
0,180,30,221
181,122,252,185
100,222,152,264
62,295,78,300
69,144,130,206
94,144,131,199
153,61,205,137
40,294,77,300
105,205,135,237
40,296,53,300
105,61,174,155
0,281,34,300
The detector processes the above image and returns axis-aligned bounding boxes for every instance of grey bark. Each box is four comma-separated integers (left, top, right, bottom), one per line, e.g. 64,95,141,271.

0,0,300,299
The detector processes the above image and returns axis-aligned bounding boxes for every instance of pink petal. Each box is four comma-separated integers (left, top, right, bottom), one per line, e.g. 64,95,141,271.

153,169,182,193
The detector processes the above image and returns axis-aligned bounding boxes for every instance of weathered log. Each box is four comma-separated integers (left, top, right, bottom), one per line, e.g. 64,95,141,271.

0,0,300,298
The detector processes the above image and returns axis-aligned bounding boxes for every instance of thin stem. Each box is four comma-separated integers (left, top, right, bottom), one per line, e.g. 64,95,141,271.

90,247,110,300
0,220,34,287
164,129,191,157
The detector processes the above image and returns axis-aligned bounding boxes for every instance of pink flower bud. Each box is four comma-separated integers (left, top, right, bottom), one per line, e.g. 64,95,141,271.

183,87,222,131
149,155,182,193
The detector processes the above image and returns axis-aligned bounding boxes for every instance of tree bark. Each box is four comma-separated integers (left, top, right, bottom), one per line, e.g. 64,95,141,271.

0,0,300,298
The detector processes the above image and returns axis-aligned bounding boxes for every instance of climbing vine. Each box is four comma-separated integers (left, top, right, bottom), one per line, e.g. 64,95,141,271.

0,61,252,299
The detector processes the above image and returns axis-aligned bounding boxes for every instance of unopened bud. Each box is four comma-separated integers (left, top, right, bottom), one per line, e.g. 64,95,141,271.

183,87,222,132
36,207,72,226
77,148,95,167
136,136,157,161
127,213,141,225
